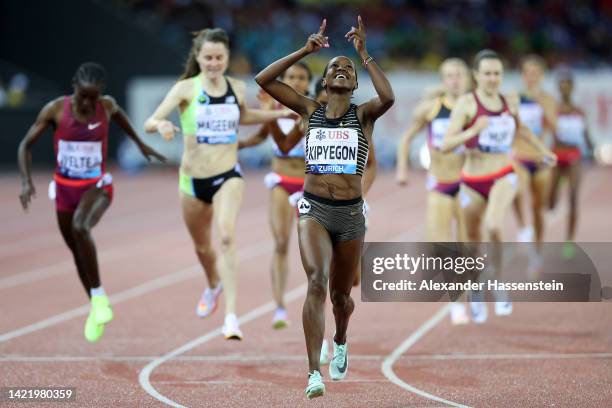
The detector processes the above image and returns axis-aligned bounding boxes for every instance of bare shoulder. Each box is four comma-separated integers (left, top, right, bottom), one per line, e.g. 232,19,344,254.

41,97,65,122
100,95,118,111
226,76,246,93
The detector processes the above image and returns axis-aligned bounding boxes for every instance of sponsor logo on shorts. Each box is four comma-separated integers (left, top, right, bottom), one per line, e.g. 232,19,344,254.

298,198,311,214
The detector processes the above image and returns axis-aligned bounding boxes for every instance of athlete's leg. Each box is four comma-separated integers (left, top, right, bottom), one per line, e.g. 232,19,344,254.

329,238,362,345
426,190,455,242
459,185,486,243
71,187,111,291
531,167,552,249
269,186,295,310
298,218,333,373
56,211,90,297
181,193,220,289
548,165,564,211
512,161,530,231
212,177,245,316
566,162,582,241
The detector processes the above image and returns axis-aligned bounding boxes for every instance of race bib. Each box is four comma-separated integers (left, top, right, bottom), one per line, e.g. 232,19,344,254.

519,103,544,136
557,115,585,146
57,140,102,179
430,118,450,149
477,114,516,153
306,127,359,174
195,103,240,144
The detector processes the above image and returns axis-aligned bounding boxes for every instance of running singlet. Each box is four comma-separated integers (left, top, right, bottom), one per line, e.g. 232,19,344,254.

427,97,463,154
465,92,516,153
305,104,368,175
518,95,544,137
272,118,305,158
180,75,240,145
556,112,585,146
54,97,108,179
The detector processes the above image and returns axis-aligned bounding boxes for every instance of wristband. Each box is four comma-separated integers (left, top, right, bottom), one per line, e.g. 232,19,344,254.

362,56,373,67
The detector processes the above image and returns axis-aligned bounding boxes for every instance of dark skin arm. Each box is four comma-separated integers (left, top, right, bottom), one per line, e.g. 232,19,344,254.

238,124,269,149
102,96,166,163
347,16,395,124
268,119,305,154
255,20,328,118
18,98,62,210
362,143,377,196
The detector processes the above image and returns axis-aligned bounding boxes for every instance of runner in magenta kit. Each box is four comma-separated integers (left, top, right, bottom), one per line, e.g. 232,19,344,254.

18,62,166,343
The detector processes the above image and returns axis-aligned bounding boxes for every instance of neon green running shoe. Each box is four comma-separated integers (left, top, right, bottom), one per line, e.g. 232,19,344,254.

562,241,576,260
91,295,113,325
84,312,105,343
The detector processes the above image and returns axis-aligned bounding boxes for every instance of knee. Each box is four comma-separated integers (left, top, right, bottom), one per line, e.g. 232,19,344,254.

274,237,289,255
305,269,328,299
330,290,352,310
485,224,502,242
195,243,215,258
71,218,90,236
218,227,235,250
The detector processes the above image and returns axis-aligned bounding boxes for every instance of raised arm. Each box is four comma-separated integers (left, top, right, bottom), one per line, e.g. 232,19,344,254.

396,99,433,185
17,99,59,210
348,16,395,122
254,20,326,117
440,94,484,153
103,96,166,163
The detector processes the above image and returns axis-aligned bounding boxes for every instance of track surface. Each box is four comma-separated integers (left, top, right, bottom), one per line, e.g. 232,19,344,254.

1,167,610,407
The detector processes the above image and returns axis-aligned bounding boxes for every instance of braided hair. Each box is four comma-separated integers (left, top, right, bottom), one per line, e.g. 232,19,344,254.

73,62,106,89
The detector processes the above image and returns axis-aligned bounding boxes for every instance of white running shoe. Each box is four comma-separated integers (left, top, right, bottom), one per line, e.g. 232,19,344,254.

222,313,243,341
329,340,348,381
450,303,469,325
305,370,325,399
517,226,534,243
495,301,513,316
196,284,223,318
470,302,488,324
272,308,288,329
320,339,330,365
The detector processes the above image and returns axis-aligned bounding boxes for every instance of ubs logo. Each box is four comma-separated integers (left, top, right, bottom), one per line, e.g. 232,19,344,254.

315,129,326,141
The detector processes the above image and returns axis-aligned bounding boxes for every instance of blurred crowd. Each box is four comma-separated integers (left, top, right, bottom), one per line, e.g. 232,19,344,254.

114,0,612,72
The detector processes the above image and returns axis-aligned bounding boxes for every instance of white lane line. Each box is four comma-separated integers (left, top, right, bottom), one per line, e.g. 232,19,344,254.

382,304,472,408
0,354,386,363
5,352,612,363
155,379,391,385
0,240,272,343
138,282,307,408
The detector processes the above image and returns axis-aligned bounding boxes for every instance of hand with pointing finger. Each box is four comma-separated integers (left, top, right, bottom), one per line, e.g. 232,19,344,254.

345,15,368,60
303,19,330,54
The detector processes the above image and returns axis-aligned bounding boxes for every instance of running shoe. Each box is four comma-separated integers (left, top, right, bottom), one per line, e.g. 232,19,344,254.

494,301,513,316
272,308,288,329
517,226,534,243
196,284,223,318
449,303,469,325
222,313,243,341
84,311,105,343
305,370,325,399
91,294,113,325
470,301,488,324
329,339,348,381
320,339,330,365
562,241,576,260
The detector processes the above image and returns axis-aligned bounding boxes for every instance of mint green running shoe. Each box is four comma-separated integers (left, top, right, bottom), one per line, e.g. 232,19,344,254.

305,370,325,399
329,340,348,381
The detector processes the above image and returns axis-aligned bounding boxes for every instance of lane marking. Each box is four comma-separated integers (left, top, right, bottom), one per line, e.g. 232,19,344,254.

0,240,272,343
138,283,307,408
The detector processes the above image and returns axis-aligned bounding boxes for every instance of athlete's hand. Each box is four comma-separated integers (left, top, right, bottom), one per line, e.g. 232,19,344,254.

473,116,489,133
157,120,180,141
345,15,368,59
280,108,300,120
19,181,36,211
140,144,167,163
303,19,329,54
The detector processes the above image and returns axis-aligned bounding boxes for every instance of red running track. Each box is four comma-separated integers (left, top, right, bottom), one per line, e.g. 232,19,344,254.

0,166,610,407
